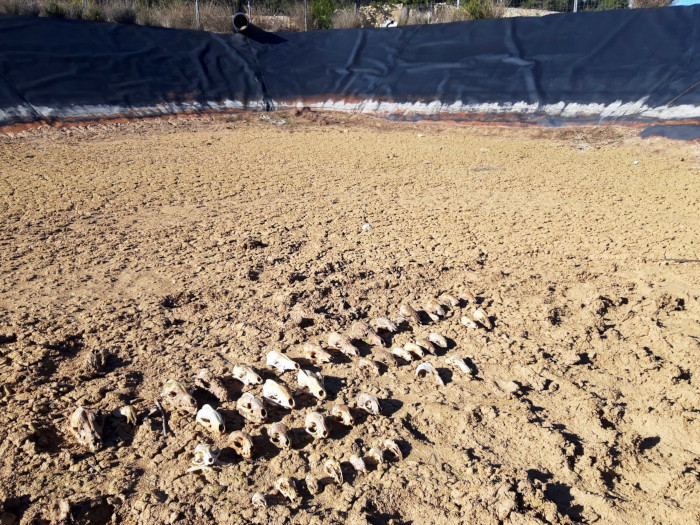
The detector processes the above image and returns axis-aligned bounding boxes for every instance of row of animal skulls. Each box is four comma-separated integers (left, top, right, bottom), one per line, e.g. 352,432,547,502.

252,441,403,507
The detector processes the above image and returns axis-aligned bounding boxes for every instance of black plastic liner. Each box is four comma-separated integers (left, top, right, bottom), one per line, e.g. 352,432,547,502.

0,7,698,136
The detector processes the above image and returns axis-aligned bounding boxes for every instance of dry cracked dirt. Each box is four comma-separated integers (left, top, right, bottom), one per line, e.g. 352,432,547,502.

0,112,698,525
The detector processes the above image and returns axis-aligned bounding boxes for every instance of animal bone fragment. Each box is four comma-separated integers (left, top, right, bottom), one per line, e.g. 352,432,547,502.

302,343,332,364
195,368,230,402
275,477,299,503
367,447,385,464
331,404,354,426
416,362,444,386
161,379,198,415
425,299,446,318
399,303,422,325
384,438,403,459
196,404,225,434
460,290,477,303
263,379,296,409
415,338,437,355
472,308,492,329
68,407,102,452
305,411,329,439
357,393,381,415
268,422,292,449
266,351,300,373
114,405,137,425
446,355,475,376
232,364,262,386
228,430,254,458
350,454,367,474
327,332,359,357
251,492,267,508
438,292,460,307
324,459,343,485
391,346,413,362
374,349,397,367
460,316,479,329
297,369,326,400
428,333,448,348
188,443,221,472
357,358,381,377
375,317,397,332
306,474,321,495
404,342,426,359
236,392,267,423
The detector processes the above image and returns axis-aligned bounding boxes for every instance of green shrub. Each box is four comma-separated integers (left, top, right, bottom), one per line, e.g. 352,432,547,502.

107,3,138,23
464,0,504,19
0,0,41,15
83,4,105,20
310,0,335,29
42,1,66,17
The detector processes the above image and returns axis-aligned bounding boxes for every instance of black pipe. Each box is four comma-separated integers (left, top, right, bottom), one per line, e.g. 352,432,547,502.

232,12,250,33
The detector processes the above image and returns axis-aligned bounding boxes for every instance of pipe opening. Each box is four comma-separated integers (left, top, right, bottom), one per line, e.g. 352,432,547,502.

232,12,250,33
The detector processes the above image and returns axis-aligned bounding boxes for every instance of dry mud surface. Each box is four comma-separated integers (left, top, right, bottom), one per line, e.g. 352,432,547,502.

0,113,699,525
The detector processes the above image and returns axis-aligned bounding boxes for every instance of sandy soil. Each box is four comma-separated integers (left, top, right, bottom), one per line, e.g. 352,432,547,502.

0,113,698,525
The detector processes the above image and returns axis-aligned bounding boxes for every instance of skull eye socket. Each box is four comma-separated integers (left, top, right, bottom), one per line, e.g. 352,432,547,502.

244,402,251,410
169,391,177,397
261,409,267,418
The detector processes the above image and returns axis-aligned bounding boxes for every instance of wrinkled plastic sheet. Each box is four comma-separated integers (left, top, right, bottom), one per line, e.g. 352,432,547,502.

0,7,698,136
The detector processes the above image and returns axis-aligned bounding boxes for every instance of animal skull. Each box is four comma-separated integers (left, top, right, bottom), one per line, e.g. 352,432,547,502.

404,342,426,359
391,346,413,362
331,404,354,426
374,317,397,332
399,303,422,325
268,422,292,449
357,358,380,377
327,332,359,357
384,438,403,459
232,364,262,386
196,404,225,434
472,307,492,329
460,290,477,303
324,459,343,485
297,369,326,400
236,392,267,423
367,447,385,464
428,333,448,348
161,379,198,415
251,492,267,508
446,354,475,376
415,338,436,355
438,292,460,306
373,349,397,367
357,393,381,415
416,362,444,386
350,454,367,474
262,379,296,409
68,407,102,452
188,443,221,472
305,474,321,495
461,315,479,329
228,430,254,459
195,368,230,402
266,351,300,373
275,477,299,503
302,343,332,364
305,411,329,440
